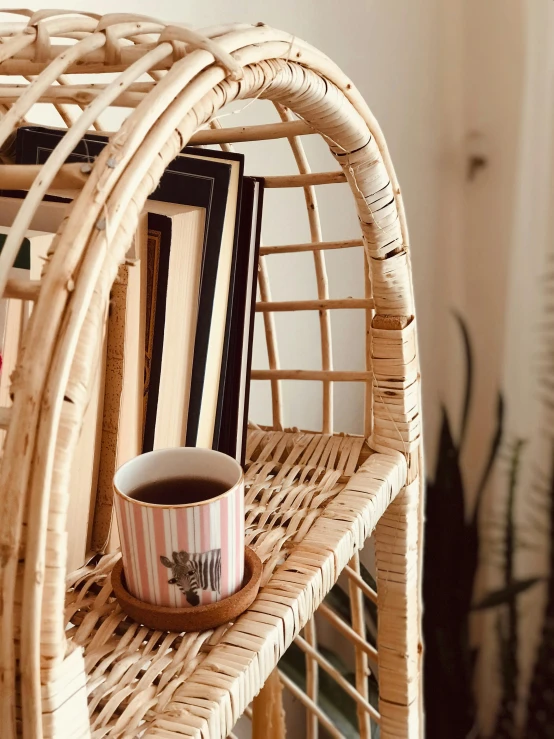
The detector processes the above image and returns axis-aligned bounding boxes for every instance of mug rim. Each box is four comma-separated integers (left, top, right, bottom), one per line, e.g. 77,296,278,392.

113,447,244,509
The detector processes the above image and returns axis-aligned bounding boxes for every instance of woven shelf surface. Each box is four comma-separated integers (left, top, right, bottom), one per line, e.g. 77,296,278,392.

64,430,404,738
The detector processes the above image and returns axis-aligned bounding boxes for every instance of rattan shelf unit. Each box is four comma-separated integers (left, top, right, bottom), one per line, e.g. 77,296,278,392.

0,10,423,739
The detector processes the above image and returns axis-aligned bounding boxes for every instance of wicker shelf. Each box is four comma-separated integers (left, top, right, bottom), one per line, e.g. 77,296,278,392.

64,431,406,737
0,12,423,739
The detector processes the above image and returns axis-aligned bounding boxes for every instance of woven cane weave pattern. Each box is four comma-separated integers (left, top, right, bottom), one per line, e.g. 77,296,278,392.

62,431,389,738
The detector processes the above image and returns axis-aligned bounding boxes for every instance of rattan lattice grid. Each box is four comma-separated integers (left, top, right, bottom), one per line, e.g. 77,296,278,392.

0,10,423,739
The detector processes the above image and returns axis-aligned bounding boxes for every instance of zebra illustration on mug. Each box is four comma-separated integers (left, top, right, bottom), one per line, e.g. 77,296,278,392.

160,549,221,606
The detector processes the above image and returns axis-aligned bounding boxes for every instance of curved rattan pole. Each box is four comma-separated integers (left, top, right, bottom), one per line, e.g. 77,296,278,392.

274,103,333,438
364,256,373,437
0,27,37,63
0,37,113,294
195,50,418,739
222,29,412,254
1,38,214,738
0,23,421,737
0,32,106,148
257,258,284,430
17,50,196,739
0,34,124,737
183,49,421,735
16,48,277,732
348,553,371,737
256,52,422,739
17,59,243,738
303,616,319,739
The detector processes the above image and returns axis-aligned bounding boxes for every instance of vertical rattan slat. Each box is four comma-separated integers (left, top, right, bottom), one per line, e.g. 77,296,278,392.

0,13,423,739
348,552,372,738
364,256,373,438
256,256,284,430
274,102,334,436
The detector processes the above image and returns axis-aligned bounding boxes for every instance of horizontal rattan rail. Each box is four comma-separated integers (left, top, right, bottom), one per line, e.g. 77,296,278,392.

264,171,347,188
250,369,374,381
189,119,315,145
255,298,374,312
259,238,364,255
4,278,41,301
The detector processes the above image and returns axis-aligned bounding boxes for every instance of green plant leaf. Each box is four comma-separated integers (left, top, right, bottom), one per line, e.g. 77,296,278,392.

280,641,306,690
472,392,504,527
318,679,359,739
452,311,473,451
325,583,352,622
319,645,380,739
280,642,381,737
525,434,554,733
424,407,475,738
472,578,543,610
324,583,377,648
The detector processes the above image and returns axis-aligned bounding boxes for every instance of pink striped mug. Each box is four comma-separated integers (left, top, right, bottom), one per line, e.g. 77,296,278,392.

113,448,244,608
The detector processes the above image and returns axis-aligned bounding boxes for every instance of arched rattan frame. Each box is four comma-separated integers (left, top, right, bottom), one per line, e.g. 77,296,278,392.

0,11,423,739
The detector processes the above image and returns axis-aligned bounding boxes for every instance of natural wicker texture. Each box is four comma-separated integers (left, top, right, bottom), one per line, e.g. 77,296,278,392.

0,11,423,739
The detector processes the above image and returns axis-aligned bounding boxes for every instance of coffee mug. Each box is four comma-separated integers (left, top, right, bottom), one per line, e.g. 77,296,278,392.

113,447,244,608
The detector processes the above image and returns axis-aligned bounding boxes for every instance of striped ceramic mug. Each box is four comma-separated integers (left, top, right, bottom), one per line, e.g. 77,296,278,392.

113,448,244,607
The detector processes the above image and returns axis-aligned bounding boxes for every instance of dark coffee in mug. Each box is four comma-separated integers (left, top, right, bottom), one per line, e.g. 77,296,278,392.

114,447,245,607
128,477,228,506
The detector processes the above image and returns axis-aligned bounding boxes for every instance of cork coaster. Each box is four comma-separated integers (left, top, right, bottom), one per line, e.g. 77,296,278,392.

112,546,262,632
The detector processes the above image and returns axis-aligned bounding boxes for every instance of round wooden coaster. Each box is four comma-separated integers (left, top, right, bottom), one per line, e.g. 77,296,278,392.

112,546,262,632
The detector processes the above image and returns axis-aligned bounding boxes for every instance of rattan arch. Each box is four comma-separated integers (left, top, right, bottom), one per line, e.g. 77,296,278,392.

0,11,423,739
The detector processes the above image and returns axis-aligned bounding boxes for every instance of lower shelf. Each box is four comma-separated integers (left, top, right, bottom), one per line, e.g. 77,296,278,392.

60,430,405,738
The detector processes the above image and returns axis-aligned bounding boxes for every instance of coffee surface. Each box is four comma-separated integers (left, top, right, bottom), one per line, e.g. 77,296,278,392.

128,477,228,506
